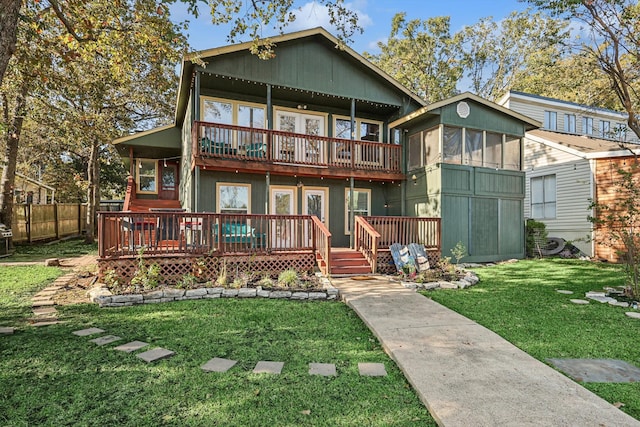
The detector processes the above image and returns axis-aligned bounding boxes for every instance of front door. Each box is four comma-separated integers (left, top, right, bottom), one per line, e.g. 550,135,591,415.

159,162,178,200
270,186,297,249
302,187,328,245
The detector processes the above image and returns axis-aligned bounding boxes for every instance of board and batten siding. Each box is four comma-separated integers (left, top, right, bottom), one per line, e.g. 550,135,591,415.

524,160,593,256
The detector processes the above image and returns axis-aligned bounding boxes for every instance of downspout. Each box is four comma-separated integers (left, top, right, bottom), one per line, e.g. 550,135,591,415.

589,158,595,257
266,85,272,214
349,98,356,248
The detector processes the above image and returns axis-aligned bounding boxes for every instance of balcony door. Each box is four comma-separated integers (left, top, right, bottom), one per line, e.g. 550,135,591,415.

275,110,325,163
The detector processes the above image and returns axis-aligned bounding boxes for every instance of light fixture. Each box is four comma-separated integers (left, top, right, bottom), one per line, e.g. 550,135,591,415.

297,104,308,110
163,158,167,167
411,174,417,185
297,179,303,188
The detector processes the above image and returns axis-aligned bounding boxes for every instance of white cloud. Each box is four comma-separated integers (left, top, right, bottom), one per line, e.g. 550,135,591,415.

289,1,373,34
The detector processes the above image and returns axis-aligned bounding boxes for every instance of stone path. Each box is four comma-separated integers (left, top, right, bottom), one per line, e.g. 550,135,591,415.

70,327,387,376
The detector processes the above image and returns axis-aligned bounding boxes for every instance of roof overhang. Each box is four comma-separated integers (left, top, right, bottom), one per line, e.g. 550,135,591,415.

112,125,182,159
390,92,541,130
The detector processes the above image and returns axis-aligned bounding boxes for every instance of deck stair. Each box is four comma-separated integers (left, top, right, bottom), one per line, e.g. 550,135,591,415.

323,248,372,276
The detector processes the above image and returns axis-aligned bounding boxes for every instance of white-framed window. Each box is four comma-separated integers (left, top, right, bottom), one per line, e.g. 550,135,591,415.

345,188,371,234
583,117,594,135
531,175,556,219
136,159,158,194
216,183,251,214
333,116,383,142
564,114,576,133
544,111,557,130
600,120,610,138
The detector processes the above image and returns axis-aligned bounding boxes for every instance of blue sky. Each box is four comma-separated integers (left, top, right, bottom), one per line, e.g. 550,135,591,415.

169,0,532,55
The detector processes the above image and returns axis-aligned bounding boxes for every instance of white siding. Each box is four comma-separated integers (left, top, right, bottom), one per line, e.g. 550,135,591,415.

524,160,593,255
524,137,583,169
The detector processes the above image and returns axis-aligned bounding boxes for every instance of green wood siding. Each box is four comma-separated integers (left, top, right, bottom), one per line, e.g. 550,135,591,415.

203,37,408,107
439,100,525,136
412,164,525,262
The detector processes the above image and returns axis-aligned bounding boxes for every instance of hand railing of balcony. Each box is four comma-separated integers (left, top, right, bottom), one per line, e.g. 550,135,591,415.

311,216,332,274
98,212,318,258
363,216,441,252
194,121,402,173
354,216,381,273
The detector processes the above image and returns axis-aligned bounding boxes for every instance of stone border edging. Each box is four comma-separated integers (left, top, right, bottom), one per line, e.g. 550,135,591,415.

89,277,339,307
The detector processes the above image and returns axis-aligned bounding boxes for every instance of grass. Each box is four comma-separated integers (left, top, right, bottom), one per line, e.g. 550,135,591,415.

1,238,98,263
0,265,63,326
0,278,434,426
426,258,640,420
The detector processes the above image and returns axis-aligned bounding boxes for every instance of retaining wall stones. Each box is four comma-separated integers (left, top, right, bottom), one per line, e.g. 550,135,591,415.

89,280,339,308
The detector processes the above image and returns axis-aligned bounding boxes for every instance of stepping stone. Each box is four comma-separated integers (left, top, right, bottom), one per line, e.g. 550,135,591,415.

32,300,55,307
90,335,122,346
253,361,284,374
625,312,640,319
114,341,149,353
72,327,105,336
609,301,629,307
569,299,589,305
309,363,336,376
358,363,387,377
0,327,15,335
556,290,573,294
547,358,640,383
32,320,60,327
33,307,57,316
136,348,175,363
201,357,237,373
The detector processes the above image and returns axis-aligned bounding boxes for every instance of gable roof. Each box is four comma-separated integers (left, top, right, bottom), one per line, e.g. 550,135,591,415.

175,27,426,124
389,92,541,129
498,90,628,119
526,129,640,159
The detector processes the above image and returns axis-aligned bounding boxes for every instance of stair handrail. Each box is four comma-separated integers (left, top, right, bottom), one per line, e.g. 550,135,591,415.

354,216,380,273
311,216,332,275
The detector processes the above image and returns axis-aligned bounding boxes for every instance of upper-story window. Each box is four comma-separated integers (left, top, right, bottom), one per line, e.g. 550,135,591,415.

600,120,610,139
543,111,557,130
583,117,594,135
334,117,382,142
564,114,576,133
409,126,520,171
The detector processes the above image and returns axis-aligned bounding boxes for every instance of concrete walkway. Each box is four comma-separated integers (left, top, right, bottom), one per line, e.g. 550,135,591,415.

334,277,640,427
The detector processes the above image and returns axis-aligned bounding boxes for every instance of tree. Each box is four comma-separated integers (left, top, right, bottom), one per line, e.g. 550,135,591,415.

528,0,640,139
365,14,464,103
0,0,362,90
461,10,569,101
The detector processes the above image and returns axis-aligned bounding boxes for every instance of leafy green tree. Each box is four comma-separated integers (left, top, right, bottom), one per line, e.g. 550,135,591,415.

365,14,463,103
461,9,569,101
528,0,640,139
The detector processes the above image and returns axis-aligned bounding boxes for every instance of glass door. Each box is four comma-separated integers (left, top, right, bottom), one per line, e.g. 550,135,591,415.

270,186,297,249
303,187,328,245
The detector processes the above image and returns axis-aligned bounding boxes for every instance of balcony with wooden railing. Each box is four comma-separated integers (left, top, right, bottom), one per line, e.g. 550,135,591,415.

192,121,403,180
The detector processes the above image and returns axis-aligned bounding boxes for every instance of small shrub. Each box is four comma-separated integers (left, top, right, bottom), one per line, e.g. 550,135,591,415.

526,219,548,258
176,273,198,289
130,248,162,291
102,269,120,290
450,241,467,264
278,269,300,288
215,259,228,286
257,274,274,288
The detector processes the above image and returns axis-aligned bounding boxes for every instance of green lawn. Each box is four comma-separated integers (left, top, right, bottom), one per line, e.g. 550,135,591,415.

2,238,97,263
427,258,640,420
0,271,434,426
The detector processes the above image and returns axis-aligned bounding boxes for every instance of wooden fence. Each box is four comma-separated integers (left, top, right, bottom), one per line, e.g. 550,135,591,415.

11,203,87,243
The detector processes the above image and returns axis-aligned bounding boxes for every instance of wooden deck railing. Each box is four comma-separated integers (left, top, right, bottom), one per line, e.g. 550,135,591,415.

365,216,441,250
98,212,318,259
311,216,332,274
193,121,401,173
354,216,381,273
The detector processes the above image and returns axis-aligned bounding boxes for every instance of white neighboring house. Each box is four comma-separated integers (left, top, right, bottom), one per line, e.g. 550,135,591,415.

498,91,640,258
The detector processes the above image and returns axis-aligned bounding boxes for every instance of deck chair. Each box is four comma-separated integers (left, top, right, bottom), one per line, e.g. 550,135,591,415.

408,243,430,272
390,243,416,273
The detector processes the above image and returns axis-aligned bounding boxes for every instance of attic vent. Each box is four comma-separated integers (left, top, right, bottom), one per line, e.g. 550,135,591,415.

457,101,470,119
